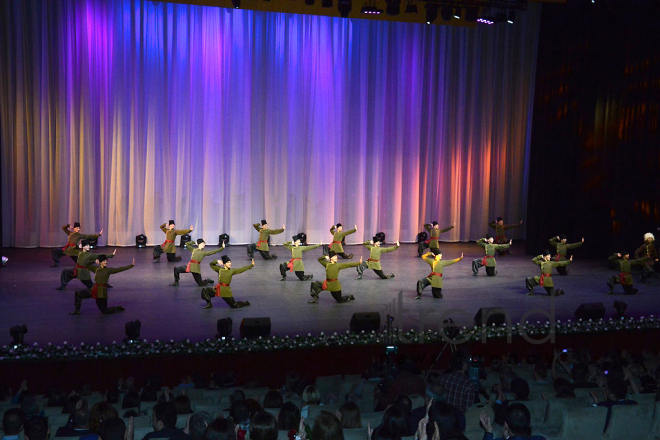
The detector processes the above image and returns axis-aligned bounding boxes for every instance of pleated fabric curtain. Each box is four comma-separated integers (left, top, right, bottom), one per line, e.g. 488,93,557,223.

0,0,540,247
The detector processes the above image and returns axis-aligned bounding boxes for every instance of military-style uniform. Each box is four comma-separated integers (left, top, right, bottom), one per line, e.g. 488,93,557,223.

201,261,253,308
51,225,100,266
416,253,462,299
607,254,649,295
488,221,521,255
310,257,360,303
356,242,399,279
326,225,357,258
279,242,321,281
172,242,224,286
247,224,284,260
634,241,658,283
472,239,510,276
549,237,583,275
417,224,453,257
59,251,114,289
71,264,134,314
525,256,571,295
153,224,192,262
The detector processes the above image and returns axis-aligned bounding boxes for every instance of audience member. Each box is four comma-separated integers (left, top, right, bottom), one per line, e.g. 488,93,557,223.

438,353,478,414
88,402,119,435
592,378,638,432
249,412,278,440
301,385,321,418
47,387,67,407
229,401,251,440
244,398,264,419
142,401,190,440
187,412,212,440
106,390,121,405
376,358,425,409
263,390,284,409
55,407,92,437
98,418,127,440
277,402,302,431
24,417,50,440
2,408,26,440
379,406,409,438
281,373,301,399
203,418,235,440
551,378,575,399
311,411,344,440
493,378,530,426
480,403,546,440
225,390,246,411
426,401,468,440
336,401,361,429
174,394,193,414
122,391,141,410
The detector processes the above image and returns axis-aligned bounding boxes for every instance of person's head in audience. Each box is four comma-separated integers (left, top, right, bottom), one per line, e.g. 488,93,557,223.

144,375,162,393
263,390,284,409
24,417,49,440
98,417,126,440
244,376,261,389
392,395,412,419
106,389,120,404
151,402,177,432
229,401,250,428
210,373,224,389
192,372,208,389
533,363,548,382
141,389,158,402
499,368,518,391
47,387,67,407
336,401,361,429
203,418,236,440
426,401,463,440
229,389,246,406
124,377,136,392
122,391,140,410
571,363,590,382
489,356,502,373
123,410,139,418
277,402,301,431
173,394,193,414
302,385,321,407
311,411,344,440
283,373,300,397
448,352,467,374
641,376,658,394
381,405,408,438
72,407,91,430
370,426,399,440
249,411,278,440
553,378,575,398
502,403,532,438
80,384,92,397
63,394,86,414
510,378,530,401
244,398,264,418
188,411,213,440
2,408,26,437
605,379,628,402
90,402,119,434
20,396,40,419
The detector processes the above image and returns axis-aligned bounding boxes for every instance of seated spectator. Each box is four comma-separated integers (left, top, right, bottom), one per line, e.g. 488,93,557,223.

55,407,92,437
336,401,361,429
409,375,466,434
174,394,193,414
532,364,550,384
63,394,87,416
592,379,638,432
80,384,93,397
379,406,409,438
281,373,301,400
426,401,468,440
301,385,321,418
141,389,158,402
122,391,141,410
278,402,301,431
224,390,246,411
106,390,121,405
245,398,264,419
391,395,412,421
81,402,119,440
551,378,575,399
20,395,43,420
438,352,478,414
2,408,27,440
229,401,251,440
47,387,67,407
552,350,597,388
143,401,190,440
479,403,546,440
178,376,195,389
493,378,530,426
263,390,284,409
203,418,236,440
375,358,426,410
311,411,344,440
249,412,278,440
98,418,126,440
187,411,212,440
495,368,518,396
24,417,50,440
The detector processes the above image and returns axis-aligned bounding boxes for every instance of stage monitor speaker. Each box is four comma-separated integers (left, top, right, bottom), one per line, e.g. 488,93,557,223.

375,232,386,243
219,234,230,246
180,234,192,247
574,303,605,320
240,317,271,339
350,312,381,333
474,307,507,326
216,318,232,338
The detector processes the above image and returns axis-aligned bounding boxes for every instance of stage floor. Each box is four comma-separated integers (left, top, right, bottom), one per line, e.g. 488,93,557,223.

1,243,658,346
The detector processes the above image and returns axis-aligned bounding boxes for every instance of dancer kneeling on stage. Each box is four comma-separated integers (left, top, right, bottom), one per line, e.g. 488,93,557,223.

153,220,193,263
247,220,284,260
309,252,362,303
488,217,522,256
69,256,134,315
549,234,584,275
356,237,399,279
324,223,357,258
634,233,658,283
417,222,453,257
57,240,116,290
525,251,571,296
51,222,103,267
171,239,224,286
280,234,321,281
607,251,649,295
473,235,511,276
415,250,463,299
201,256,254,309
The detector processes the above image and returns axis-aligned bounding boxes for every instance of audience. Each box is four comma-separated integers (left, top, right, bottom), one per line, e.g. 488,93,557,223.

281,374,301,400
97,418,126,440
85,402,119,440
24,417,50,440
174,394,193,415
2,408,26,440
375,358,426,410
263,391,284,409
592,378,638,432
426,401,468,440
187,411,213,440
122,391,141,411
277,402,302,431
203,418,235,440
248,412,278,440
336,401,362,429
480,403,546,440
143,401,190,440
55,407,92,437
438,352,478,414
311,411,344,440
301,385,321,418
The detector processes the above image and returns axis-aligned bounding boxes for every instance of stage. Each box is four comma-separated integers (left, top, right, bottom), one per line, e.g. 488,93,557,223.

0,242,658,347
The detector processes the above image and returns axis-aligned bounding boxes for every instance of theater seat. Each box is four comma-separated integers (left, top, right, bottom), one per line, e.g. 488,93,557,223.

603,403,654,440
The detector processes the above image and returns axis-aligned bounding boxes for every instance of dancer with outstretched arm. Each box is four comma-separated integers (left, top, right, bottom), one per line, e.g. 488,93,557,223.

309,252,362,303
51,223,103,267
415,250,463,299
171,239,224,286
472,235,511,276
247,220,285,260
201,256,254,309
356,237,399,279
69,256,134,315
417,222,453,257
488,217,522,255
56,240,116,290
279,234,321,281
525,251,572,296
153,220,193,263
549,235,584,275
325,223,357,258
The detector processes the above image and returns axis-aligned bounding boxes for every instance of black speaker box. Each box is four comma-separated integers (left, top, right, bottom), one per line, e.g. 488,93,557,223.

216,318,232,338
240,317,271,339
474,307,507,326
574,303,605,320
219,234,230,246
350,312,381,333
180,234,192,247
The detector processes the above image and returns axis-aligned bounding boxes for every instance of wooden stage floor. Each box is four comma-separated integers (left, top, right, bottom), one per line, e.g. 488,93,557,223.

1,243,658,346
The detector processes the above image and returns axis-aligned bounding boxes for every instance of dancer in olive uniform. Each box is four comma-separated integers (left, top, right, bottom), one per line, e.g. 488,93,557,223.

171,239,224,286
525,251,572,296
324,223,357,258
607,251,649,295
417,222,454,257
51,223,103,267
488,217,523,255
309,252,362,303
472,235,511,276
635,233,658,283
549,235,584,275
279,234,321,281
201,256,254,309
247,220,285,260
415,250,463,299
153,220,193,263
356,238,400,279
69,256,134,315
56,240,116,290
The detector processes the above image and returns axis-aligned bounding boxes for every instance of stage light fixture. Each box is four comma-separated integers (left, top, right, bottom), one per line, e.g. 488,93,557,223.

614,301,627,318
1,256,7,267
425,4,437,24
507,11,515,23
298,232,308,246
219,233,230,246
338,0,352,17
10,325,27,346
135,234,147,248
216,318,233,339
231,0,240,8
322,0,333,7
386,0,400,16
88,237,99,249
180,233,192,247
440,5,452,21
124,320,141,342
404,1,417,13
453,7,461,19
464,6,478,22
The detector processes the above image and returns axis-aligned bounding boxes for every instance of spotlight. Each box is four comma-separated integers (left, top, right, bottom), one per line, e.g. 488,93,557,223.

338,0,352,17
404,2,417,13
425,4,437,24
124,320,141,342
298,232,308,246
464,6,478,22
507,10,515,23
10,325,27,346
216,318,233,339
135,234,147,248
440,5,452,21
231,0,240,8
88,237,99,249
453,7,461,19
613,301,627,318
1,256,7,267
375,232,386,243
219,233,230,246
322,0,333,7
386,0,400,15
180,233,192,247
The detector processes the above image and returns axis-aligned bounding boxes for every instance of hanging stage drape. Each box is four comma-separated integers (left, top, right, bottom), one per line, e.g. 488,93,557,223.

0,0,540,247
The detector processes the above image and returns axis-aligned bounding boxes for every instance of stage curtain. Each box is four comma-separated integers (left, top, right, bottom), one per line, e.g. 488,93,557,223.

0,0,540,247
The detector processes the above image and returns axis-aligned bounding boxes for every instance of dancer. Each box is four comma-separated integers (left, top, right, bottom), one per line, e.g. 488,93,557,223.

247,220,284,260
525,251,572,296
607,251,649,295
634,233,658,283
326,223,357,258
356,238,400,279
309,252,362,303
417,222,454,257
549,235,585,275
279,234,321,281
153,220,193,263
472,235,511,276
415,250,463,299
69,256,134,315
51,223,103,267
170,239,224,286
201,256,254,309
56,240,116,290
488,217,523,255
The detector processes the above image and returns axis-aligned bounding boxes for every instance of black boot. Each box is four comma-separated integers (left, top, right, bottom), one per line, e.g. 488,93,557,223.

607,278,614,295
525,277,535,295
303,274,313,280
415,280,424,299
472,260,480,275
203,302,213,309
